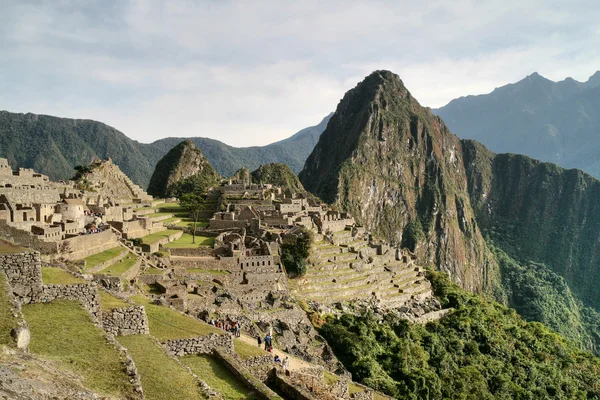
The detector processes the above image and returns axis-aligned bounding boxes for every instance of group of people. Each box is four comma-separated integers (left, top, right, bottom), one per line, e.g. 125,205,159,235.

258,333,273,351
273,354,290,371
209,318,241,337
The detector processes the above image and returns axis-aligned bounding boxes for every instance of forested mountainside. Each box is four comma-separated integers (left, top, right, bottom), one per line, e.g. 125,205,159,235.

300,70,600,355
250,163,305,193
147,140,221,198
0,110,330,188
434,71,600,178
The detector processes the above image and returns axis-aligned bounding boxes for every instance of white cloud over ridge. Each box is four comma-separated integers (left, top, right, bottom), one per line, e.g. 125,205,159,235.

0,0,598,146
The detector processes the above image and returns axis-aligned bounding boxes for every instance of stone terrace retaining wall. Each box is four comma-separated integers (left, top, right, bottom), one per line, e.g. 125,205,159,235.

164,333,233,356
92,275,123,291
40,283,100,319
102,305,149,336
167,247,216,257
0,222,58,254
214,349,282,400
270,371,318,400
0,252,43,303
85,249,128,273
243,354,275,381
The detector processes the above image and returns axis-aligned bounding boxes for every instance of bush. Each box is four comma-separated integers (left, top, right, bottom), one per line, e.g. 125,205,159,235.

281,228,313,277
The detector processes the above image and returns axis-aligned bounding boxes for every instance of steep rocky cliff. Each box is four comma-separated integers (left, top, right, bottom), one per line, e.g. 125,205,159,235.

299,71,497,293
147,140,220,198
251,163,305,192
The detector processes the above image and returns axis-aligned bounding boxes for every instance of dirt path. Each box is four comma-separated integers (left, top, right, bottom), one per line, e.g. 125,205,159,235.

236,333,311,371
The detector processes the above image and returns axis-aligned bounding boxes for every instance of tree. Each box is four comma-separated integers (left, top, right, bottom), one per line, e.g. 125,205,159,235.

281,228,313,277
179,193,205,244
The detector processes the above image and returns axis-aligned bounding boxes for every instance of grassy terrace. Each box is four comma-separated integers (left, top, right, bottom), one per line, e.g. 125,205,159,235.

22,300,135,398
0,240,29,254
118,335,207,400
0,273,18,346
98,290,130,311
182,354,260,400
164,233,215,248
83,246,124,270
131,295,221,340
97,254,138,276
234,338,269,360
41,267,86,285
176,220,209,228
143,267,166,275
141,230,181,245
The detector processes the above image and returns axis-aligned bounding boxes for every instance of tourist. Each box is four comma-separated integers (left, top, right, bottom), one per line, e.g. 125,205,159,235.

257,335,262,347
282,356,290,372
235,322,241,337
274,355,281,363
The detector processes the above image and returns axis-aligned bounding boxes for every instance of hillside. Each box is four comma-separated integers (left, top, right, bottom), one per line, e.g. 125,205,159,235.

147,140,221,198
0,111,331,188
434,71,600,178
250,163,305,193
300,69,600,355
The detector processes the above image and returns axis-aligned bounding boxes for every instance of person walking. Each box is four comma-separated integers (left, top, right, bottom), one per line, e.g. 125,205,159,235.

282,356,290,373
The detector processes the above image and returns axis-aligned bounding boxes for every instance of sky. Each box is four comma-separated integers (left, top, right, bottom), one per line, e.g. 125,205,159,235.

1,1,599,147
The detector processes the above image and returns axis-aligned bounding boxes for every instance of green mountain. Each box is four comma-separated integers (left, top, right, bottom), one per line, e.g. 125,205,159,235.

250,163,305,193
147,140,221,198
0,110,331,188
434,71,600,178
300,70,600,355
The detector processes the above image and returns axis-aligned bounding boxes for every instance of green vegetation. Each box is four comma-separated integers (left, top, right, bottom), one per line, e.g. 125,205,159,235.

131,295,221,340
141,229,181,245
83,246,124,270
180,193,208,244
234,338,269,359
97,254,138,276
281,228,313,277
41,267,85,285
144,267,166,275
320,271,600,398
118,335,207,400
98,290,130,311
164,233,215,248
401,219,424,252
0,273,18,346
182,354,260,400
22,300,134,397
250,163,305,192
0,240,29,254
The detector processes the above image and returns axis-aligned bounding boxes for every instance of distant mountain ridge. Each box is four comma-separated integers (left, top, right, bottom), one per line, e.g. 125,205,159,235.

434,71,600,178
0,111,331,188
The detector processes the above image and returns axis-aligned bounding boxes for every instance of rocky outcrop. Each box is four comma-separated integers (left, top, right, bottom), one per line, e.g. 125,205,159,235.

147,140,220,198
300,70,497,292
251,163,305,193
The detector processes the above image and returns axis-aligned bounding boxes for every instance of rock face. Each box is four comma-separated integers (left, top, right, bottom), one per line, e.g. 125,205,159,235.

300,70,497,293
147,140,220,197
251,163,305,192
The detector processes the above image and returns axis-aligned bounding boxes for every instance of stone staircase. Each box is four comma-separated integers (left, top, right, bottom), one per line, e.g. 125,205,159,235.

291,236,432,309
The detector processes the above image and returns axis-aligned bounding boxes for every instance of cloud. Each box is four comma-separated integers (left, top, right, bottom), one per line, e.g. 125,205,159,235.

0,0,598,146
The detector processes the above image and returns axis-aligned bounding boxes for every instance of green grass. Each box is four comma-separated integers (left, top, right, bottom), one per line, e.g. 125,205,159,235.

97,254,138,276
141,230,181,245
22,300,134,397
83,247,125,269
118,335,207,400
348,382,365,395
182,354,260,400
164,233,215,248
0,240,29,254
0,273,18,346
144,267,166,275
41,267,86,285
176,220,209,228
131,295,221,340
324,371,340,386
234,338,269,360
147,212,174,218
185,268,230,275
98,290,130,311
157,203,184,210
161,217,182,224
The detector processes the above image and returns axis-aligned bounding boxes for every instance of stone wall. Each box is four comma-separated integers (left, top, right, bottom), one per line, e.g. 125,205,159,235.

168,247,215,257
85,248,128,273
39,283,100,319
93,275,123,291
164,333,233,356
0,251,43,303
102,305,150,336
270,370,318,400
0,221,58,254
62,230,119,260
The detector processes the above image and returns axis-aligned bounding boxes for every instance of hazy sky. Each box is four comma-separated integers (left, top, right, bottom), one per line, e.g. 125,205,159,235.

1,1,599,146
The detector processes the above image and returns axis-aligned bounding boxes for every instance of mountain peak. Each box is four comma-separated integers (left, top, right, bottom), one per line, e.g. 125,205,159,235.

587,70,600,88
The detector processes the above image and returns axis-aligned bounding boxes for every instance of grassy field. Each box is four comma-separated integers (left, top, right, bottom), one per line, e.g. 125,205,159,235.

97,254,138,276
164,233,215,248
118,335,207,400
131,295,221,340
182,354,260,400
0,239,29,254
176,220,209,228
0,273,18,346
83,247,125,270
41,267,86,285
141,230,181,245
233,338,269,360
22,300,134,398
98,290,130,311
